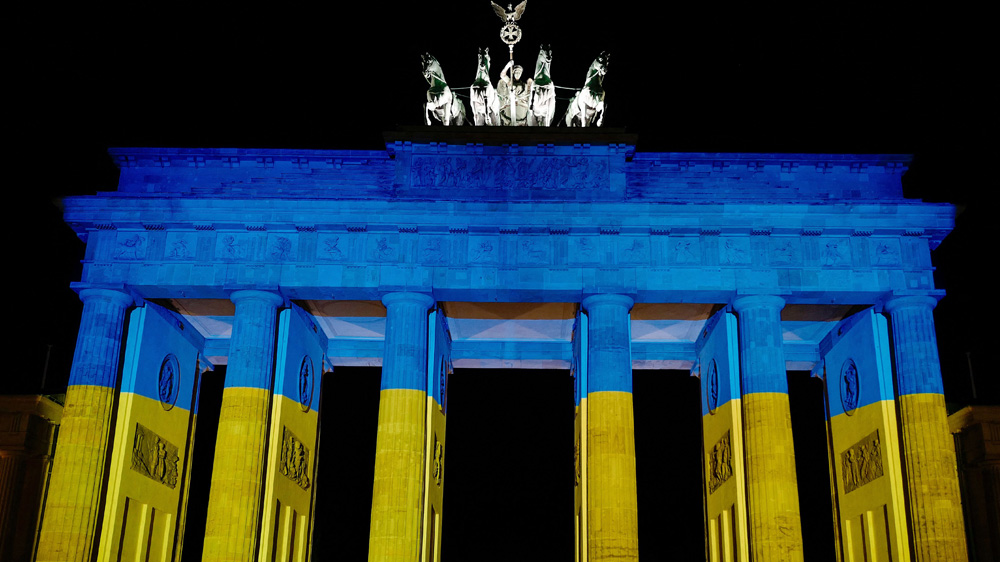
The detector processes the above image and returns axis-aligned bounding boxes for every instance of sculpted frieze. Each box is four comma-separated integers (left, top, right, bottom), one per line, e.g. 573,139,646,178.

131,422,179,488
279,426,311,490
432,433,444,486
517,237,550,264
216,232,256,261
872,239,901,266
468,236,499,264
410,155,610,191
367,235,399,262
841,429,883,493
165,232,194,260
820,238,851,267
267,234,296,262
419,236,449,264
770,238,801,266
707,430,733,494
619,237,650,264
719,238,750,265
114,232,148,261
670,238,701,265
318,234,348,261
570,236,599,265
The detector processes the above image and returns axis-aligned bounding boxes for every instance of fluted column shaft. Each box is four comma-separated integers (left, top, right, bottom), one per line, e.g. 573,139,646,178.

885,296,967,561
202,290,283,562
369,292,435,562
37,288,132,562
732,295,803,562
582,294,638,562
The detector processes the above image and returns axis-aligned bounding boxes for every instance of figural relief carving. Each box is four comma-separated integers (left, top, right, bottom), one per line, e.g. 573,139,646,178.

158,354,180,410
219,234,249,260
873,240,901,266
298,356,313,412
432,433,445,487
840,358,860,415
672,239,699,264
114,233,147,260
410,156,610,190
841,430,884,493
822,239,849,266
707,359,719,414
280,426,311,490
166,234,192,259
370,236,397,261
707,430,733,494
573,440,581,487
319,235,346,261
269,236,293,261
470,239,496,263
131,422,179,488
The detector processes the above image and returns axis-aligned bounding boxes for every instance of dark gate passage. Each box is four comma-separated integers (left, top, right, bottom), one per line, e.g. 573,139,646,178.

633,371,705,560
441,369,575,561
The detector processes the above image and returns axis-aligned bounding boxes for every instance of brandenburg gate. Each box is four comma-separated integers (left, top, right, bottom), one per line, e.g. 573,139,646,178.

35,130,967,561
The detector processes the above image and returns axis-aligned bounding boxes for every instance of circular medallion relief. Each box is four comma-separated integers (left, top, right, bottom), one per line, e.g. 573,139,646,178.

298,356,314,412
839,358,860,415
158,354,180,410
707,358,719,414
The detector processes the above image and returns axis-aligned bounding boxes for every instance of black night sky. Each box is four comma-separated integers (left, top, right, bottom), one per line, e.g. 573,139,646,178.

15,3,992,560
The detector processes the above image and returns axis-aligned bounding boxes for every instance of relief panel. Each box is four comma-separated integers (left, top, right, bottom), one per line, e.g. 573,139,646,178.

279,426,311,490
131,422,179,488
841,429,884,494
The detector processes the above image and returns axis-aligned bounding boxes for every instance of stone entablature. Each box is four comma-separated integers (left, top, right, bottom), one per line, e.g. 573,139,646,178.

67,140,948,304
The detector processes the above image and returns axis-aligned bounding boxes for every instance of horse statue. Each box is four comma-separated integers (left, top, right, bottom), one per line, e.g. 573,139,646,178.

422,53,466,126
563,51,609,127
470,47,500,126
528,45,555,127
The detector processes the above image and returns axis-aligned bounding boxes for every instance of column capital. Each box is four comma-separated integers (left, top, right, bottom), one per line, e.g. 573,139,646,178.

731,294,785,313
78,288,132,308
381,291,435,310
229,289,283,307
883,294,938,314
581,293,634,312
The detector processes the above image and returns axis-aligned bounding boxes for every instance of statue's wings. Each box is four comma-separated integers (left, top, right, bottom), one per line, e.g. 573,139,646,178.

491,2,507,21
512,1,526,20
491,0,526,22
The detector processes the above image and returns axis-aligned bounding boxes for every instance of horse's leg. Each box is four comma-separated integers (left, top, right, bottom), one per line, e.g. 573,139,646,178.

425,102,432,126
543,89,554,126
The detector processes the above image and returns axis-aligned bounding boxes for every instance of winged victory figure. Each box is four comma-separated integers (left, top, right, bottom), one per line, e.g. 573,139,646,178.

491,1,527,23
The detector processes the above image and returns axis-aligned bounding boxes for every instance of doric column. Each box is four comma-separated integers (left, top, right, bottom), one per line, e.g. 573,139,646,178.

369,292,435,562
37,288,132,562
202,290,283,562
884,296,968,561
582,294,638,562
732,295,803,562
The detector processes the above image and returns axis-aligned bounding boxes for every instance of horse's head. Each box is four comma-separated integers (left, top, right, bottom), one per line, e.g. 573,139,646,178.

594,51,610,76
585,51,609,87
537,44,553,65
477,47,491,73
422,53,445,85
